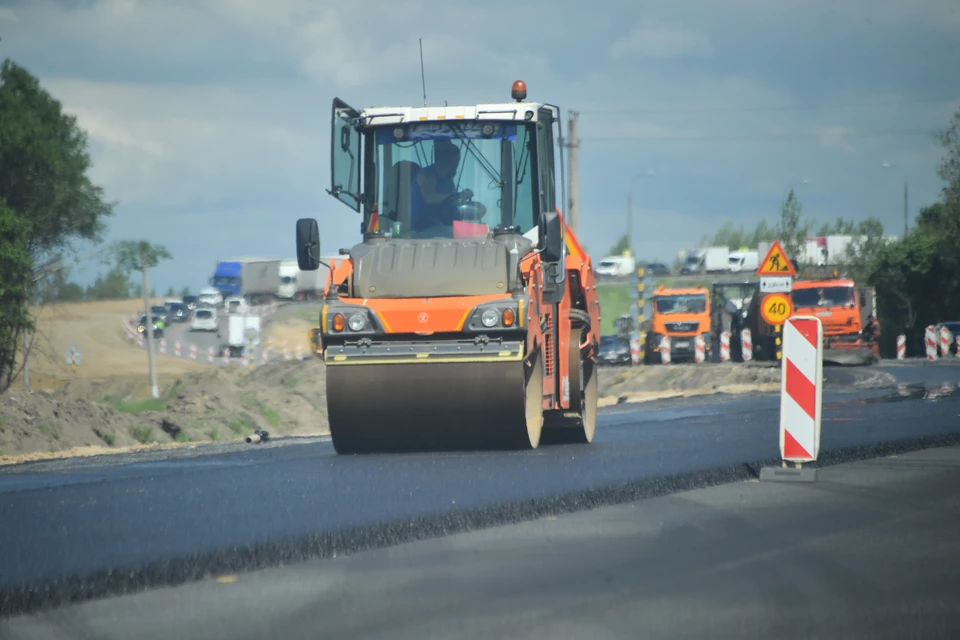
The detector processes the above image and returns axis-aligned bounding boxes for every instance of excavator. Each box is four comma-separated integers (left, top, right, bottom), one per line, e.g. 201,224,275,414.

295,81,601,454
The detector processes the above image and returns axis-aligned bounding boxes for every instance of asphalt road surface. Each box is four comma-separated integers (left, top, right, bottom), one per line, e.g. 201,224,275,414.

5,444,959,639
1,361,960,614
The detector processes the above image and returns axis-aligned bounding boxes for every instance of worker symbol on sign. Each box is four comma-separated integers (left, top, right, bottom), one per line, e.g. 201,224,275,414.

756,240,797,277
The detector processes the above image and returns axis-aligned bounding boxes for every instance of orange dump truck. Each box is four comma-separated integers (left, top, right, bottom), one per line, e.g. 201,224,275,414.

294,81,601,454
790,276,878,365
643,286,712,363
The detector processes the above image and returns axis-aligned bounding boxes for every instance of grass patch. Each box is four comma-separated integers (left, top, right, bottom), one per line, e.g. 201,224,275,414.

38,424,50,435
115,398,168,414
227,413,256,435
597,283,632,335
208,428,222,441
131,425,155,444
259,403,281,428
175,431,191,443
281,375,300,389
272,302,323,324
0,415,7,426
0,449,5,457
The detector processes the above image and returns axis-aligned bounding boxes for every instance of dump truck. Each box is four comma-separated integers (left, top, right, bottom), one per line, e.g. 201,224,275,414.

294,81,601,454
790,274,878,365
643,285,712,363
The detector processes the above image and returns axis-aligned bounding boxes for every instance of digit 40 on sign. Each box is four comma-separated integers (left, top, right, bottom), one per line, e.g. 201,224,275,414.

761,292,793,325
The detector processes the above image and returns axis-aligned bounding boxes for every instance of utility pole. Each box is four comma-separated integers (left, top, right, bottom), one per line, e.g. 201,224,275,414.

566,110,579,233
141,258,159,399
904,180,909,237
22,330,30,391
626,190,633,258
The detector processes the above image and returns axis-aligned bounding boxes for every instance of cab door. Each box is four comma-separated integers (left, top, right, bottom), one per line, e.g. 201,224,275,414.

329,98,362,212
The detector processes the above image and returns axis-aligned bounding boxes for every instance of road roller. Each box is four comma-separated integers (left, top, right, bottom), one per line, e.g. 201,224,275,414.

295,81,601,454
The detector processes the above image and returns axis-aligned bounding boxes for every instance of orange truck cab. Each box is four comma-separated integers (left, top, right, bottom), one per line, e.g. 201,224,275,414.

644,286,711,363
790,278,878,364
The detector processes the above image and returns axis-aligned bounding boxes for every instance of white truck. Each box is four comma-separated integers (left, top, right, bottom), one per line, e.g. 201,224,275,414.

277,259,327,300
226,314,261,358
680,247,730,274
595,255,637,278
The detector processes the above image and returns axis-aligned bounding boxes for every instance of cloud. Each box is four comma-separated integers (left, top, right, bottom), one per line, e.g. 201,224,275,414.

608,21,714,59
816,126,858,153
0,8,18,22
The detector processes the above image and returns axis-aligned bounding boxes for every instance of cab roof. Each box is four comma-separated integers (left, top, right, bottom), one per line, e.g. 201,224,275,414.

654,287,709,296
359,102,554,126
793,278,855,289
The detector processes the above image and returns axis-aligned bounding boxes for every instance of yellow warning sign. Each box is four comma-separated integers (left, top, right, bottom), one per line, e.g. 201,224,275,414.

757,240,797,276
760,293,793,325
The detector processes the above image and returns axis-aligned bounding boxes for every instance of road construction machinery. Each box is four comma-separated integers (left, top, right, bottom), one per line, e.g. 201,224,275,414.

295,81,601,454
790,273,878,365
643,285,711,363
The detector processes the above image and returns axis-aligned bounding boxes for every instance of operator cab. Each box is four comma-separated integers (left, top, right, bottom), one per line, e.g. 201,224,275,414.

328,81,564,243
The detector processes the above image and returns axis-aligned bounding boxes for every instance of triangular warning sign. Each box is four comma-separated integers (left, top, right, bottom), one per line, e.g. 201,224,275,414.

757,240,797,276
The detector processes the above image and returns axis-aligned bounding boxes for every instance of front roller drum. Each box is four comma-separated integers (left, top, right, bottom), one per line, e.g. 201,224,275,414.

326,354,544,454
542,330,598,445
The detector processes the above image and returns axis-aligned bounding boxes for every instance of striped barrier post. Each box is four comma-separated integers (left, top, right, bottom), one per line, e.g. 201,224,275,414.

741,329,753,362
159,339,167,355
719,332,730,362
896,334,905,360
261,348,269,365
223,346,231,366
956,336,960,359
174,341,182,357
207,346,214,364
138,333,144,348
941,326,953,357
925,325,937,361
694,335,705,363
780,316,823,464
629,334,641,365
189,344,198,361
659,336,671,364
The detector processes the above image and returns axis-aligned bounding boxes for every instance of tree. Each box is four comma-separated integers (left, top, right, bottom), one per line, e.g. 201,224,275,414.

112,241,172,399
178,286,190,298
0,58,114,273
0,201,34,392
701,219,777,248
85,265,133,300
777,188,811,260
608,234,629,256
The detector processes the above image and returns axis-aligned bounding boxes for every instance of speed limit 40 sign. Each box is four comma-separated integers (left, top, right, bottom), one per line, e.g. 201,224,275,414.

761,293,793,325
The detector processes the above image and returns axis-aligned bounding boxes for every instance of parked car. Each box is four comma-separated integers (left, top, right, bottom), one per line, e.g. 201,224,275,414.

166,302,190,322
647,262,671,276
181,295,199,310
190,307,219,332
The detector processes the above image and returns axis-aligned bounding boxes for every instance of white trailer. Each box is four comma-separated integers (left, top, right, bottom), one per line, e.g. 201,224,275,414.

226,314,261,358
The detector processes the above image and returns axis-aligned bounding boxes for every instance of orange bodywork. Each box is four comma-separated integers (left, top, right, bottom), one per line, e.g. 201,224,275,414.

318,215,599,412
648,287,711,355
790,279,862,338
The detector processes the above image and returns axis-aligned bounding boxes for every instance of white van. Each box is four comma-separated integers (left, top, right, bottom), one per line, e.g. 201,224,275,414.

191,307,219,332
728,251,759,273
595,255,637,277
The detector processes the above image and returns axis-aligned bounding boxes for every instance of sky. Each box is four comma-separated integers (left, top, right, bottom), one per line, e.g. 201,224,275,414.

2,0,959,292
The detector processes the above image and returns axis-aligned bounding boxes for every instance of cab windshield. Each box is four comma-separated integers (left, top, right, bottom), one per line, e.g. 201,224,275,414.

792,286,855,307
655,294,707,314
368,121,538,239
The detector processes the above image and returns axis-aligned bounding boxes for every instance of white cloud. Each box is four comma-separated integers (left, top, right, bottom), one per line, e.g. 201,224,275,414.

817,126,858,153
608,21,714,59
0,8,18,22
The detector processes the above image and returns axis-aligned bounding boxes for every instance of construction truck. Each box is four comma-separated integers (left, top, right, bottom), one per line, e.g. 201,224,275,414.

790,273,878,365
295,81,601,454
643,285,711,363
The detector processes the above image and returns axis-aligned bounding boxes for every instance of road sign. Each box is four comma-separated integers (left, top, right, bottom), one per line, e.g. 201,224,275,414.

757,240,797,277
780,316,823,462
64,342,82,366
761,292,793,325
760,276,793,293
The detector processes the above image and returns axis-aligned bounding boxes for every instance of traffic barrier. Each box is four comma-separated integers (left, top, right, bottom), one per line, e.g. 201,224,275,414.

629,334,641,365
189,344,197,360
741,329,753,362
956,336,960,359
659,336,671,364
780,316,823,463
941,326,953,357
138,333,144,348
925,325,937,361
174,341,182,357
296,344,305,360
719,332,730,362
159,339,167,355
694,335,705,363
207,346,214,364
896,334,905,360
223,347,230,366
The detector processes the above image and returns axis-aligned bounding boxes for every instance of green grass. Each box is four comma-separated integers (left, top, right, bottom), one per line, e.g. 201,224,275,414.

115,398,168,414
597,283,633,335
273,302,323,325
281,375,300,389
259,403,281,428
131,425,155,444
208,428,222,441
227,414,256,435
175,431,191,443
0,415,7,426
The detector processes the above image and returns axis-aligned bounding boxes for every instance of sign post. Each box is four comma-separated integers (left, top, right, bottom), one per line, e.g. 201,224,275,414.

761,316,823,483
756,240,797,362
64,342,82,376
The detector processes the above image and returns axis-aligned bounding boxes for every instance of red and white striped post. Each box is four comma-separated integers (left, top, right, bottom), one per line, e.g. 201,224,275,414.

223,346,231,366
207,346,215,364
719,332,731,362
296,344,304,360
694,335,705,363
659,336,671,364
780,316,823,464
138,333,144,348
955,336,960,359
741,329,753,362
896,334,906,360
629,334,641,365
174,341,182,357
159,338,167,355
925,325,938,361
941,326,953,357
189,344,198,361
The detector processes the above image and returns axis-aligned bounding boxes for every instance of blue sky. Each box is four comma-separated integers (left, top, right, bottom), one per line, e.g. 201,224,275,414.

2,0,959,292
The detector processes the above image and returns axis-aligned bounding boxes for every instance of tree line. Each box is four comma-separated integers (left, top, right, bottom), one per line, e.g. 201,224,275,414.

0,51,171,392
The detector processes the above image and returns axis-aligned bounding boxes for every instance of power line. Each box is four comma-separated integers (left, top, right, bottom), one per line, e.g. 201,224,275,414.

580,129,938,143
575,95,960,115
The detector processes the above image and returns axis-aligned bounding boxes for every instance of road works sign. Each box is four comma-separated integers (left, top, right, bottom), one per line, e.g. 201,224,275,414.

779,316,823,462
759,276,792,293
760,292,793,325
757,240,797,277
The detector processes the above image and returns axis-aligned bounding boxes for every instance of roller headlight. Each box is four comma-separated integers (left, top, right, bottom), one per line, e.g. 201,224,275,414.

347,312,367,332
481,308,500,327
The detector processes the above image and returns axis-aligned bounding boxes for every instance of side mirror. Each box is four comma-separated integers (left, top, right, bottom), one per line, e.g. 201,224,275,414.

296,218,321,271
538,211,564,263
